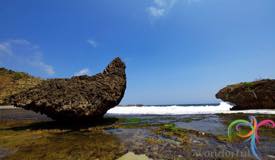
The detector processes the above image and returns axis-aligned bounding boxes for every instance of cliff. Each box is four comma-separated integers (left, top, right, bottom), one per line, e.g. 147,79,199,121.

216,79,275,110
0,68,42,105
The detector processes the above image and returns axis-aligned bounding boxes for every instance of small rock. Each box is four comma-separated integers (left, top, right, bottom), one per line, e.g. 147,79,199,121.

117,152,152,160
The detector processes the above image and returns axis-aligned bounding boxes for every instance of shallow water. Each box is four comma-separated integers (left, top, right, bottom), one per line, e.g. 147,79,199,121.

0,109,275,160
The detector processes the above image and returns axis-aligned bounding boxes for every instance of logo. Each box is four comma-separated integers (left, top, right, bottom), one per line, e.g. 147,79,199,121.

228,116,275,160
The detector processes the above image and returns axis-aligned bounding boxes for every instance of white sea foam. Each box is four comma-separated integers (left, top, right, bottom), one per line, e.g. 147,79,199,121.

2,103,275,115
107,102,275,115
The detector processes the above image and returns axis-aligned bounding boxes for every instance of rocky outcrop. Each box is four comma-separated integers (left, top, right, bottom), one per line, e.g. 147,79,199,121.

0,68,42,105
216,79,275,110
8,57,127,121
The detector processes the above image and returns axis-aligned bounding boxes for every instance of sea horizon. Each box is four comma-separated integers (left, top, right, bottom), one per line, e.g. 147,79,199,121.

2,102,275,115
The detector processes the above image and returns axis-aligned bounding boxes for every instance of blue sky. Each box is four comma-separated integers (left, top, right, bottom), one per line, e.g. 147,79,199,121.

0,0,275,104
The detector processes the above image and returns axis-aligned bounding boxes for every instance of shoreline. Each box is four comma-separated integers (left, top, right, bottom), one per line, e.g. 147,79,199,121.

2,105,275,115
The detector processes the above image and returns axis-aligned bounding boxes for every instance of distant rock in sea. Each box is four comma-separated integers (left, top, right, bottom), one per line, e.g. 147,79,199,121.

8,57,127,121
0,68,42,105
216,79,275,110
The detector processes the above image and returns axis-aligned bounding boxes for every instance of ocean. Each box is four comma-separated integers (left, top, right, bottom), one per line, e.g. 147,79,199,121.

2,102,275,115
108,102,275,115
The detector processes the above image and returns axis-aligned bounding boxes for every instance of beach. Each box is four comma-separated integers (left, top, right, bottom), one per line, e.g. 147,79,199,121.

1,0,275,159
1,106,275,160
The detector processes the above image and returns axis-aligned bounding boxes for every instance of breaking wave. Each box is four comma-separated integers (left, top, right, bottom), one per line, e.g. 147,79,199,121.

107,102,275,115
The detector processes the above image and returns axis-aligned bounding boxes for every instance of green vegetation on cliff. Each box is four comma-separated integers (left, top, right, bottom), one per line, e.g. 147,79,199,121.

0,68,42,105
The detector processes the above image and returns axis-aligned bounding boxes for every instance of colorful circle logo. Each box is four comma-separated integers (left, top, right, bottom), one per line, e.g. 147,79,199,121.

228,116,275,160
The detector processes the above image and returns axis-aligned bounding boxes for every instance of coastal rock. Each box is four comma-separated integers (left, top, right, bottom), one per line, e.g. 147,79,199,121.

8,57,127,121
216,79,275,110
0,68,42,105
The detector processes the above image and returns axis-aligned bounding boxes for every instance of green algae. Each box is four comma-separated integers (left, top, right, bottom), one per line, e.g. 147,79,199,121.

1,113,275,160
122,117,142,123
114,117,161,129
153,122,233,145
2,131,125,160
0,119,126,160
153,123,190,144
144,137,164,145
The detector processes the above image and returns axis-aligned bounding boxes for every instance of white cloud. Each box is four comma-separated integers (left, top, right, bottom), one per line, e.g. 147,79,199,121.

0,43,12,55
0,39,55,75
31,61,55,75
147,0,201,19
147,0,177,18
9,39,32,45
87,39,98,48
75,68,90,76
148,7,165,17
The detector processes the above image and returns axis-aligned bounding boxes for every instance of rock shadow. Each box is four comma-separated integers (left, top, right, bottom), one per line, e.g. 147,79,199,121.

2,117,118,131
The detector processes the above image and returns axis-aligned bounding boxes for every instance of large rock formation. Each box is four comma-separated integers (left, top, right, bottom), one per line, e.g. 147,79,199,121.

8,57,127,121
216,79,275,110
0,68,42,105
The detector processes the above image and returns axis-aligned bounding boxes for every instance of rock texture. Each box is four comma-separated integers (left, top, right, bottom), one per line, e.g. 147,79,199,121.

0,68,42,105
216,79,275,110
8,57,126,121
